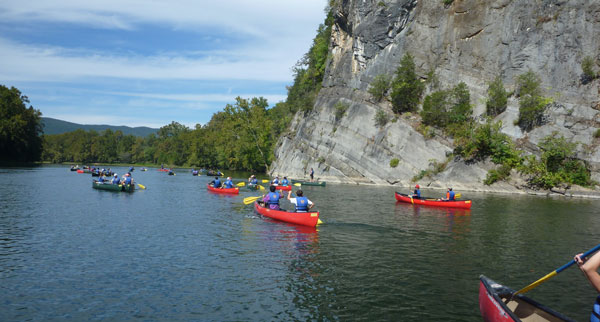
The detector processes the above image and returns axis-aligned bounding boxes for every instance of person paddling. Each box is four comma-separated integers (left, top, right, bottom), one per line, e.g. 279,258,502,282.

309,168,314,182
271,176,280,186
575,251,600,321
263,185,283,210
248,175,258,185
223,177,234,189
281,176,289,187
111,173,120,184
287,189,314,212
210,176,221,188
441,187,455,201
412,184,421,198
121,173,133,187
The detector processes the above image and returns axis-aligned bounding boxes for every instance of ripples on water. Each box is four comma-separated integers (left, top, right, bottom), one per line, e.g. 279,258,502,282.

1,165,600,320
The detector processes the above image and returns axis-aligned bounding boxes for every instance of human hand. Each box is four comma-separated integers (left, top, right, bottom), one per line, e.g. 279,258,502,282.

575,253,585,267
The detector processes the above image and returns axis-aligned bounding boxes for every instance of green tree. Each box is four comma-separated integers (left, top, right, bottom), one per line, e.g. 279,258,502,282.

421,90,449,127
0,85,43,162
516,70,551,131
448,82,472,124
390,53,425,113
486,76,508,117
368,74,392,101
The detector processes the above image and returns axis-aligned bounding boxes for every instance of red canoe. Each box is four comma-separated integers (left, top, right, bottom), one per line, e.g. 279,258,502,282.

478,275,573,322
206,184,239,194
274,185,292,191
158,169,170,172
395,192,472,209
254,201,320,227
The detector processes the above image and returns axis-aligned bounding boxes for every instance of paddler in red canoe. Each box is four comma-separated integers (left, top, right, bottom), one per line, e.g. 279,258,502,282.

287,189,314,212
440,187,456,201
262,185,283,210
412,184,421,198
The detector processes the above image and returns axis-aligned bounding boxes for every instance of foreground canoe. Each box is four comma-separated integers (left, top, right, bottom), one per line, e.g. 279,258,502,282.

92,180,135,192
206,184,239,194
291,179,326,186
394,192,472,209
478,275,573,322
254,201,320,227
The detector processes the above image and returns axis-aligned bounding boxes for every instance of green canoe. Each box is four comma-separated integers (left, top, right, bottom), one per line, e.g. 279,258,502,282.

246,184,259,191
290,179,326,187
92,180,135,192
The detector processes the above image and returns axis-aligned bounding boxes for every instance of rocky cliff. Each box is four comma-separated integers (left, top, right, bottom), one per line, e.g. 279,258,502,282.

270,0,600,195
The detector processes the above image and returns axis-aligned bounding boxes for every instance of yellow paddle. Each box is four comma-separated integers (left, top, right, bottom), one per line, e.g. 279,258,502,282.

237,182,246,187
293,183,302,187
317,219,324,225
513,244,600,296
137,183,146,190
243,196,262,205
258,185,265,191
262,179,270,183
455,193,462,199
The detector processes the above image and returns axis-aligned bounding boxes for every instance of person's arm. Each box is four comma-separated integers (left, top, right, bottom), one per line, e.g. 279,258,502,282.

308,199,314,209
576,251,600,293
287,190,292,200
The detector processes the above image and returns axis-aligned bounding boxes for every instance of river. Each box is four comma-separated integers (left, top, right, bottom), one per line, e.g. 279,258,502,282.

1,165,599,321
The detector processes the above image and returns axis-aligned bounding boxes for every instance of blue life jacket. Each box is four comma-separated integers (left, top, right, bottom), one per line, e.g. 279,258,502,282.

98,177,105,183
224,180,233,188
295,197,309,212
592,295,600,322
250,178,258,184
281,179,289,186
414,189,420,198
448,191,455,200
214,179,221,188
272,179,279,185
124,177,132,185
112,177,119,184
267,192,280,205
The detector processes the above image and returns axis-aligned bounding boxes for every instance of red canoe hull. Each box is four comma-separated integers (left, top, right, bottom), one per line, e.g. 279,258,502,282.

206,184,239,194
254,201,319,227
274,185,292,191
395,192,472,209
478,275,573,322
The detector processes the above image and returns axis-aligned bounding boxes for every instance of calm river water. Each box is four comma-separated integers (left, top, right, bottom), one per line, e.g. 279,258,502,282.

1,165,600,321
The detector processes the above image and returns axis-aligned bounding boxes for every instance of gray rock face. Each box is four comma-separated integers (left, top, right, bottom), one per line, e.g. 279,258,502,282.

271,0,600,194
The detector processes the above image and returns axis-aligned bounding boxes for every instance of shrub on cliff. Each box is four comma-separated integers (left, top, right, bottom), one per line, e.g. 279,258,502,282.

368,74,392,102
390,53,424,113
519,134,593,189
334,101,349,121
374,110,389,127
420,82,472,128
581,56,598,84
486,76,508,117
516,70,552,132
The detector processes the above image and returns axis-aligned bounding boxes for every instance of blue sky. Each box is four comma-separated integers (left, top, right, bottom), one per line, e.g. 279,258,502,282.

0,1,327,128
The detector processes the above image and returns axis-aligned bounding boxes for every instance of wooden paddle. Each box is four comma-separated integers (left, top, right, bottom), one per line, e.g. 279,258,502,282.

243,196,262,205
513,243,600,296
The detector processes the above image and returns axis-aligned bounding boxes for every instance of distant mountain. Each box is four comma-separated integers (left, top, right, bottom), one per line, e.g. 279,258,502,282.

41,117,159,137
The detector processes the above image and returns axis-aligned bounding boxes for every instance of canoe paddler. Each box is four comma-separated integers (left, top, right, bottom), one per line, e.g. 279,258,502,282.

210,176,221,188
223,177,234,189
248,175,258,185
441,187,455,201
263,185,283,210
287,189,314,212
281,176,289,187
271,176,280,186
412,184,421,198
111,173,120,184
121,173,133,186
575,251,600,321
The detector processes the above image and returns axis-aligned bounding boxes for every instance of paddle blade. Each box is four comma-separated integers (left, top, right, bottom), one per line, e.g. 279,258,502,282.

137,183,146,190
513,271,557,296
237,182,246,187
317,219,324,225
293,183,302,187
258,185,265,191
455,193,462,199
262,179,270,183
243,196,261,205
